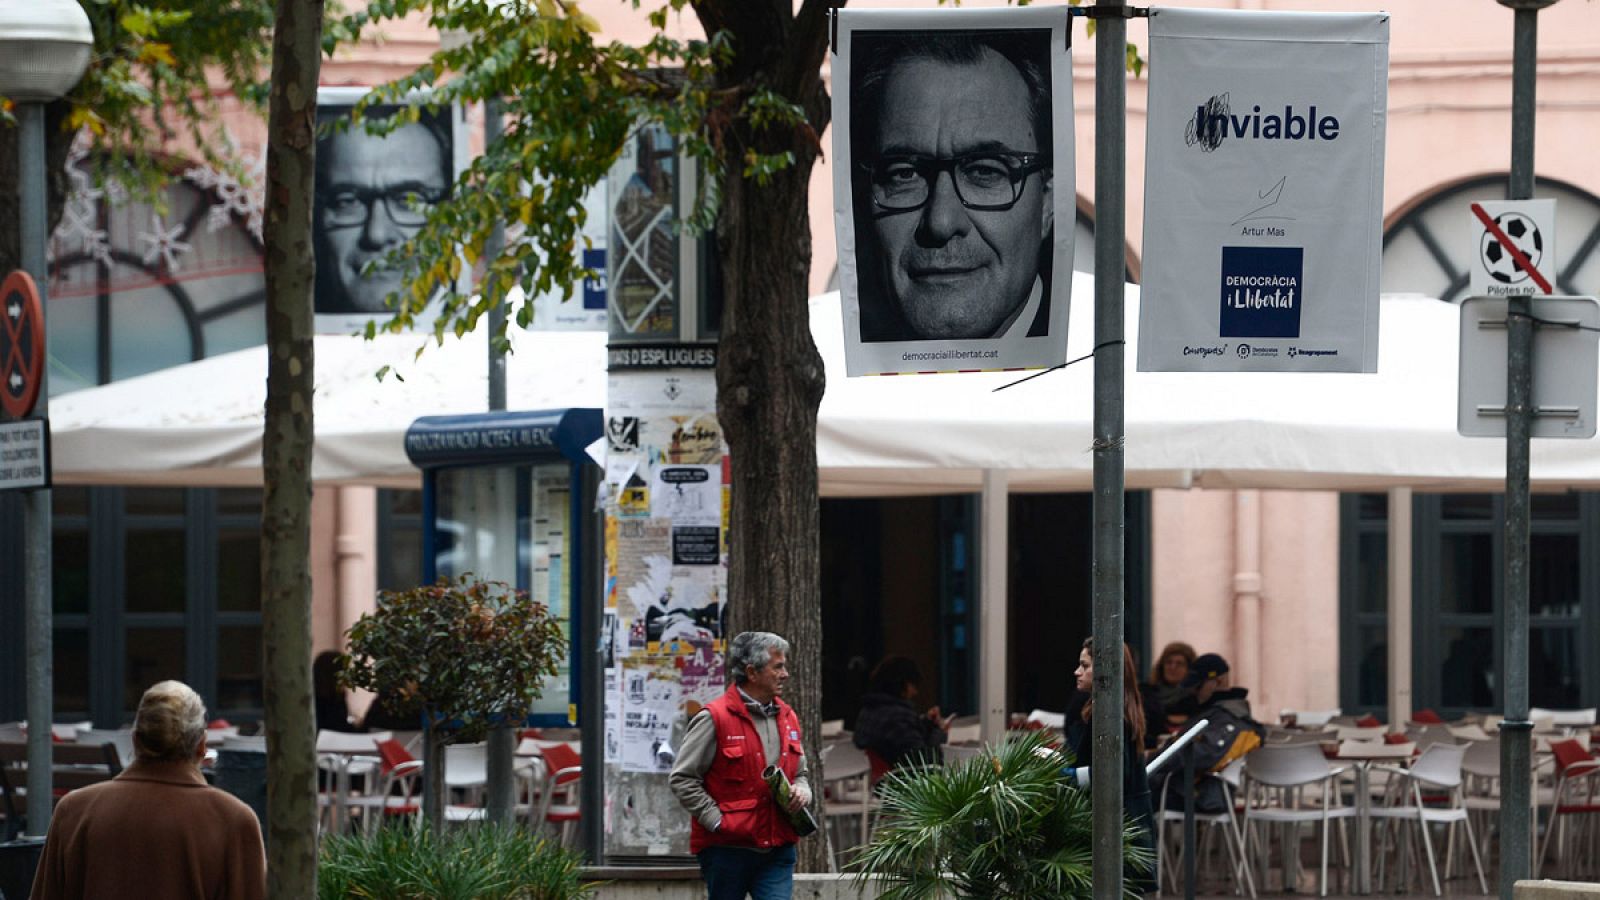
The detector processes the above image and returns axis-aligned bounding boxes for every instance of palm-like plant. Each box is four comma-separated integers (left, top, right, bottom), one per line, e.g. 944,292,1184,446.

848,730,1153,899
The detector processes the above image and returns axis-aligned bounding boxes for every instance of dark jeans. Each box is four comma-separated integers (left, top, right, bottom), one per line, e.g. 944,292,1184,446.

697,843,796,900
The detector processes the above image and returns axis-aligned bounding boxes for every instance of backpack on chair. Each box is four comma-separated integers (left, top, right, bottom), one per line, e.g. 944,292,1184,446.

1188,707,1263,773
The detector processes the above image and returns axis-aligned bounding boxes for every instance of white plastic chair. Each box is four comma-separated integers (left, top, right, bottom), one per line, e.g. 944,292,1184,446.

1459,736,1501,864
820,742,874,870
1446,723,1493,742
1334,725,1388,742
945,722,982,745
1241,743,1356,897
1281,709,1341,729
1265,727,1332,747
1404,725,1460,754
1368,742,1488,896
1154,759,1256,898
1532,707,1597,733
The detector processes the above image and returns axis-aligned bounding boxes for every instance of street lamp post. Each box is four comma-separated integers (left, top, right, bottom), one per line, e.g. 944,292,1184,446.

0,0,93,838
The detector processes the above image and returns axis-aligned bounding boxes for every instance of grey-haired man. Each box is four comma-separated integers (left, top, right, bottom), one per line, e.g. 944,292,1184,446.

670,632,812,900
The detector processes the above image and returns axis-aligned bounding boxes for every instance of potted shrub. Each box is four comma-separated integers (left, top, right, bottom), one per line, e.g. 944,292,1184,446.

848,730,1154,899
339,575,567,831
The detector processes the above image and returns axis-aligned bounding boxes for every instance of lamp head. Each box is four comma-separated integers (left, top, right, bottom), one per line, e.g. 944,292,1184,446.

0,0,94,103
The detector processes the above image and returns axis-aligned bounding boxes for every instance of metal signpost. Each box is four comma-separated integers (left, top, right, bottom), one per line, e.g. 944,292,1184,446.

1496,3,1557,895
18,107,55,838
1090,2,1132,895
1459,296,1598,440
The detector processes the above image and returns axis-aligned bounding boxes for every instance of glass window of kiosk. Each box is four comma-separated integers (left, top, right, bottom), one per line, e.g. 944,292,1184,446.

433,462,576,722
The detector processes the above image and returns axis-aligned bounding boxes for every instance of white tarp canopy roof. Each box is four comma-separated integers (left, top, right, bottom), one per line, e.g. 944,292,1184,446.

50,327,608,488
818,271,1600,495
51,270,1600,494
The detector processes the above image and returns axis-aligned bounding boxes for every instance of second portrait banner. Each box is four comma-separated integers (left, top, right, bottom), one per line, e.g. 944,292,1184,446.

832,7,1076,377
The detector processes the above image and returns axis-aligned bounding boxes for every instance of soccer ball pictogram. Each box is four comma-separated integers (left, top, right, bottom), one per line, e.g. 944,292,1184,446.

1479,212,1543,284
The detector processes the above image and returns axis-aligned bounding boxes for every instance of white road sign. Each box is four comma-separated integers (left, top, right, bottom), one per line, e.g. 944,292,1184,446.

0,417,48,490
1468,198,1557,298
1458,296,1598,439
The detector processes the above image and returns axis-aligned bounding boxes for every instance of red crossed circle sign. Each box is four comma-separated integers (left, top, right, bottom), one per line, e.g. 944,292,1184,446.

1,270,45,419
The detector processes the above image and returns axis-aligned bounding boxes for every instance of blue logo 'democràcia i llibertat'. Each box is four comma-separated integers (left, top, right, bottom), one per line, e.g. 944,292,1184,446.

1219,246,1303,338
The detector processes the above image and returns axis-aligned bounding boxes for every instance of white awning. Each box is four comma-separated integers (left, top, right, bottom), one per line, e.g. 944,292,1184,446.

49,270,1600,493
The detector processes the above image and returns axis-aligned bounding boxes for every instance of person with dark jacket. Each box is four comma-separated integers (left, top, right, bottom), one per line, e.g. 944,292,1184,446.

313,650,361,733
1064,639,1156,894
853,656,948,771
1165,652,1257,723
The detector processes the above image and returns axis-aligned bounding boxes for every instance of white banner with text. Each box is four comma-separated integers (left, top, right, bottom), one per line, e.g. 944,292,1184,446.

1139,8,1389,373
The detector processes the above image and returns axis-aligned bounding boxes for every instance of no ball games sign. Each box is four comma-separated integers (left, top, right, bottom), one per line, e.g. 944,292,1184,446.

1469,198,1556,298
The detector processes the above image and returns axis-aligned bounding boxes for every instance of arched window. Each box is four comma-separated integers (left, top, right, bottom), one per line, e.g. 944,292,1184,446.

47,138,266,396
1381,174,1600,303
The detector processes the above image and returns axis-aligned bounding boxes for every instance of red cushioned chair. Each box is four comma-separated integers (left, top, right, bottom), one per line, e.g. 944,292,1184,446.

534,742,583,846
1537,739,1600,878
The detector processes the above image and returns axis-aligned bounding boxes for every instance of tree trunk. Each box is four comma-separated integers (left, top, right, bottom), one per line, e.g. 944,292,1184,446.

706,2,834,875
261,0,323,895
422,722,447,833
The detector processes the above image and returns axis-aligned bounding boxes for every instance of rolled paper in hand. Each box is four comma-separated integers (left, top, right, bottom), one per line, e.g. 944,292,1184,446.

762,765,819,837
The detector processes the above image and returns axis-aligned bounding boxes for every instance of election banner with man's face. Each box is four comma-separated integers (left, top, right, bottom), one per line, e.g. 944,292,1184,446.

831,6,1075,378
1138,9,1389,373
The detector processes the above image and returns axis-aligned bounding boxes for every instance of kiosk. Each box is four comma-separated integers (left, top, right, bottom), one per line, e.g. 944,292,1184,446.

404,408,603,727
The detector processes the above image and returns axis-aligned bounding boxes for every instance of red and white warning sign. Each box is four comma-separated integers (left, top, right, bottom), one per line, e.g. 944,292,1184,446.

1468,198,1556,298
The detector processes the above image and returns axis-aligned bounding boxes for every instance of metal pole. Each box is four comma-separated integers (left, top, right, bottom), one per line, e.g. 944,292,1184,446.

578,468,604,862
1182,748,1197,900
1496,2,1550,894
485,97,508,413
482,96,516,826
1092,3,1129,897
979,469,1009,744
19,101,55,837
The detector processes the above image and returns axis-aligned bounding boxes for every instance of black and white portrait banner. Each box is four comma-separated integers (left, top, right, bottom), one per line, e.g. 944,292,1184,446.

313,87,469,335
832,7,1074,377
1138,9,1389,373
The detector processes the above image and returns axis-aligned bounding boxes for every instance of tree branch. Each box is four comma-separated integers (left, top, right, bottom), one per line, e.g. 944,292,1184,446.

779,0,838,103
690,0,790,86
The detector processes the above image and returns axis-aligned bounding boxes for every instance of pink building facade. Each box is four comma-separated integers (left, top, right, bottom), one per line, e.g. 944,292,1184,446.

8,0,1600,728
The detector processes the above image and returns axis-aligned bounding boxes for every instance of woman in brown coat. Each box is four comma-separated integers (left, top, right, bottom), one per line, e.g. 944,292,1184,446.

30,680,265,900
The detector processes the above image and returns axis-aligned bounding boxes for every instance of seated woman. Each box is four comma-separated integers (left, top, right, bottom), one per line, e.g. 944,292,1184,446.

1143,640,1197,735
313,650,361,733
853,656,949,771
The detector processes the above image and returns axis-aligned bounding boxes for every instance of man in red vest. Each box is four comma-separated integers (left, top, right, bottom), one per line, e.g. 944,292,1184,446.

670,631,812,899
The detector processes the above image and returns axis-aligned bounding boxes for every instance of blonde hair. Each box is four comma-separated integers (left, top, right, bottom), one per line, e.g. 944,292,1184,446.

133,680,207,763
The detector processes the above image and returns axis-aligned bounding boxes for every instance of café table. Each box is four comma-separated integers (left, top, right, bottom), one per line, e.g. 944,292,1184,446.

315,730,392,832
1330,737,1416,895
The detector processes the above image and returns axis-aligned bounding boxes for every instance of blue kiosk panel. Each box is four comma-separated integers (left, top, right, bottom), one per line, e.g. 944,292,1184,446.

405,408,602,727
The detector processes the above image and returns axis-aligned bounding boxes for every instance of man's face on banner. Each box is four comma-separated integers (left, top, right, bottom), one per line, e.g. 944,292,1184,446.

317,123,448,314
869,48,1052,340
